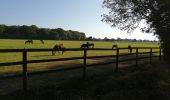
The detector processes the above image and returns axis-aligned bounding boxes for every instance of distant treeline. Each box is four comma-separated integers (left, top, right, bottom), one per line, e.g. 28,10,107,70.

86,36,159,43
0,25,86,40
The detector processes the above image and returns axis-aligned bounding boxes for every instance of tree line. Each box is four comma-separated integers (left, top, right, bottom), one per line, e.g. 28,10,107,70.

86,36,158,43
0,25,86,40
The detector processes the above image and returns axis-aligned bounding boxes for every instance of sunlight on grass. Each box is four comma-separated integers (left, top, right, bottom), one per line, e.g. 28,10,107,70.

0,39,159,75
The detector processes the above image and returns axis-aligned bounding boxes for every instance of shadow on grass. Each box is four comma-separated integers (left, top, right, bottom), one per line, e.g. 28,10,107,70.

1,61,170,100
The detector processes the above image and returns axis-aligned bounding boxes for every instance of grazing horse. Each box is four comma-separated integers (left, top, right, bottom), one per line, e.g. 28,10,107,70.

128,45,132,53
81,42,94,48
40,40,44,44
112,44,118,49
25,40,33,44
52,44,65,55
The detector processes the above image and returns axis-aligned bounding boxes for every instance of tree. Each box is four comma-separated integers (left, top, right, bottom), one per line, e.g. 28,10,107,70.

104,37,109,41
102,0,170,61
37,28,50,39
0,25,86,41
0,24,5,34
86,36,93,40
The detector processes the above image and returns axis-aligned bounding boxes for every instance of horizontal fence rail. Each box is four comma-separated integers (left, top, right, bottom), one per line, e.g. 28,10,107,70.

0,47,162,91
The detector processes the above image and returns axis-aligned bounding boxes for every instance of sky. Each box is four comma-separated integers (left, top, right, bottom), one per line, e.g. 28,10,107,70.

0,0,158,40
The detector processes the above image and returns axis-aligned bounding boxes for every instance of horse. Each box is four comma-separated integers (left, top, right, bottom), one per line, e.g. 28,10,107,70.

81,42,94,48
40,40,44,44
25,40,33,44
52,44,65,55
112,44,118,49
128,45,132,53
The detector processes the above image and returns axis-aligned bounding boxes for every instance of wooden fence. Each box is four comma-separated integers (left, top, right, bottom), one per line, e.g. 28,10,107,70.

0,47,162,91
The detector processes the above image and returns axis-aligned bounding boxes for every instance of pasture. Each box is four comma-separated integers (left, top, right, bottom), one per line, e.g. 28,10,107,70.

0,39,159,76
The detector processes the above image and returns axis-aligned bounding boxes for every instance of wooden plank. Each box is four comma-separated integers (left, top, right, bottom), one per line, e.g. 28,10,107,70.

22,51,27,91
0,47,161,53
27,57,83,64
83,49,87,79
150,48,152,64
0,61,22,67
115,48,119,72
136,48,138,67
87,55,116,59
159,48,162,60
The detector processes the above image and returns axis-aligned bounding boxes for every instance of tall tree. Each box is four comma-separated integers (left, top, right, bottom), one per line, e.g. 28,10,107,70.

102,0,170,61
0,24,5,34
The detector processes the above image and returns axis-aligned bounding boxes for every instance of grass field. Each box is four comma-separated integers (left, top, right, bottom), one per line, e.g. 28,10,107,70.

0,39,159,49
0,39,163,98
0,39,159,75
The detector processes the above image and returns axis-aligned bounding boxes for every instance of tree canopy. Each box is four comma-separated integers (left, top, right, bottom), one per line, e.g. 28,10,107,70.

102,0,170,60
0,25,86,40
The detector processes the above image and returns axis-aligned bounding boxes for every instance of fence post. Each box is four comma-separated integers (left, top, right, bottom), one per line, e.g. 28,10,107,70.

150,48,152,64
22,50,28,91
136,48,138,66
115,48,119,72
83,49,87,79
159,48,162,60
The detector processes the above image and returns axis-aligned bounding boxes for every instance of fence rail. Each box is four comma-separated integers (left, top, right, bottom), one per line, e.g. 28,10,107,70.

0,47,162,91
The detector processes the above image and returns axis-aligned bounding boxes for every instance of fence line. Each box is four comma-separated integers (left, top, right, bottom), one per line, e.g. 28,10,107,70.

0,47,162,91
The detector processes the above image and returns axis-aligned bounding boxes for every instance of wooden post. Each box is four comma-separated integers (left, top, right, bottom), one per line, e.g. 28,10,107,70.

22,50,27,91
115,48,119,72
83,49,87,79
159,48,162,60
150,48,152,64
136,48,138,66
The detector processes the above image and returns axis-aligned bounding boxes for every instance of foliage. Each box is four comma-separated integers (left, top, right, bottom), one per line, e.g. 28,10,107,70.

102,0,170,60
0,25,86,40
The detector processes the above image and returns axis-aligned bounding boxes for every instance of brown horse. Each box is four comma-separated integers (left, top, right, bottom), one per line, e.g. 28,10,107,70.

81,42,94,48
52,44,65,55
112,44,118,49
128,45,132,53
25,40,33,44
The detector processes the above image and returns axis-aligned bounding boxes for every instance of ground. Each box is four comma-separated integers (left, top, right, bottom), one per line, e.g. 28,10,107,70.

0,39,164,100
0,39,159,75
0,60,170,100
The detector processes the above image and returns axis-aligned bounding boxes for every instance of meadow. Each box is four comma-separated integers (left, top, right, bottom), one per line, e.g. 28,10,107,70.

0,39,159,75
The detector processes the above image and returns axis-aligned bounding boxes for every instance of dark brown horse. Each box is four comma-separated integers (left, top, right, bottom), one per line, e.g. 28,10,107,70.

81,42,94,48
25,40,33,44
52,44,65,55
112,44,118,49
128,45,132,53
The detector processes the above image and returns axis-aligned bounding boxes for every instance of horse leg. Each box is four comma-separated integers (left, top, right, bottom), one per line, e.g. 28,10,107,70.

62,49,65,55
57,50,60,54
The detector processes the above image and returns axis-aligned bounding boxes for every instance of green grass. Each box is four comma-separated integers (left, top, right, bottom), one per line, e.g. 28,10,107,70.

0,39,159,49
0,39,159,75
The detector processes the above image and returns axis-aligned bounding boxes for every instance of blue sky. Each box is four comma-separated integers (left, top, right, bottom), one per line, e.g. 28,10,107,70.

0,0,157,40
